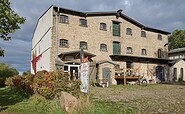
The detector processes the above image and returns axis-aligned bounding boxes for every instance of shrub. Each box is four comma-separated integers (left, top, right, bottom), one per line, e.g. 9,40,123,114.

5,75,33,96
5,70,82,99
32,71,55,99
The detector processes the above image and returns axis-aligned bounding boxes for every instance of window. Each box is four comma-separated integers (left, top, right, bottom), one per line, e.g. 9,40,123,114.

113,42,120,54
60,15,69,23
100,44,107,51
158,49,162,58
180,68,184,81
80,41,87,50
127,47,132,54
158,34,162,40
100,23,107,30
141,31,146,37
79,19,87,27
60,39,68,47
141,49,147,55
126,28,132,35
113,22,120,36
126,61,133,69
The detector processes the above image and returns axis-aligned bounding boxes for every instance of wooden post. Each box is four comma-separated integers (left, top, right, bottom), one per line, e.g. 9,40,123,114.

124,68,126,87
124,75,126,87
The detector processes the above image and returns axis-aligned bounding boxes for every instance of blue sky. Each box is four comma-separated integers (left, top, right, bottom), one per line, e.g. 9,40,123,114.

0,0,185,74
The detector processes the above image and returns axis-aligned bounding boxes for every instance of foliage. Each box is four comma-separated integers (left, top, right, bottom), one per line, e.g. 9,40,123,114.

5,75,33,96
5,70,81,99
32,70,81,99
169,29,185,50
0,0,26,40
0,49,4,57
32,71,55,98
22,70,31,76
0,62,19,78
0,62,19,87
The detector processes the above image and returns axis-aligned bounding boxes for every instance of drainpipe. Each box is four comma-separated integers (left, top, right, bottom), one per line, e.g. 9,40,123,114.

55,7,59,70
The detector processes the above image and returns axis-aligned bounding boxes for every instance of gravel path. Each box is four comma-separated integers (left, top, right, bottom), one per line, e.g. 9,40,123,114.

90,84,185,114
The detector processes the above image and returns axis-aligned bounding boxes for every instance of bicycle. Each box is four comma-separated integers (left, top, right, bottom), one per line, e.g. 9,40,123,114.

136,76,147,86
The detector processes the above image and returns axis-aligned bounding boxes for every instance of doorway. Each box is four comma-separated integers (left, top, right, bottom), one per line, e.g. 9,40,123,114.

156,66,165,81
102,67,111,83
64,62,80,80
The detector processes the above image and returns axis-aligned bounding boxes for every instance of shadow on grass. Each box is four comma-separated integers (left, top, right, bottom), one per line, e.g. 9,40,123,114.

0,87,27,111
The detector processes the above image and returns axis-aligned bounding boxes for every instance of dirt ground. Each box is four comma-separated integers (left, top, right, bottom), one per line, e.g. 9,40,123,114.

90,83,185,114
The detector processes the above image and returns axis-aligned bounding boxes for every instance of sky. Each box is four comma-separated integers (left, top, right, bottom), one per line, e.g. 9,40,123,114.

0,0,185,74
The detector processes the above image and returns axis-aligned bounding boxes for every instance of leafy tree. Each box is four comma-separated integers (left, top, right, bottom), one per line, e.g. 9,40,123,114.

0,62,19,78
22,70,31,76
0,62,19,87
0,0,26,40
169,29,185,50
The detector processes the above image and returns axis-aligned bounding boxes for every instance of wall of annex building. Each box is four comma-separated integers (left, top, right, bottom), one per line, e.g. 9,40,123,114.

170,60,185,81
169,52,185,60
31,6,53,74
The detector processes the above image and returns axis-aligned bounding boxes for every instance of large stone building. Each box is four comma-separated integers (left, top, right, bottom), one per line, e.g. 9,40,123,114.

31,5,172,84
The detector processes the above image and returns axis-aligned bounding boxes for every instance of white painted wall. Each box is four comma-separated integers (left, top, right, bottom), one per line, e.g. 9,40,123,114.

31,6,53,74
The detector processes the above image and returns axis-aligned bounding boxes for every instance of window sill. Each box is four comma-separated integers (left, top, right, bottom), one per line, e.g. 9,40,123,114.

79,25,88,27
100,50,108,52
60,22,69,24
100,29,107,31
60,46,69,48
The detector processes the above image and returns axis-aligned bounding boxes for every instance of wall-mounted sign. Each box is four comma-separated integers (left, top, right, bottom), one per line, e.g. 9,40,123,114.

80,62,89,93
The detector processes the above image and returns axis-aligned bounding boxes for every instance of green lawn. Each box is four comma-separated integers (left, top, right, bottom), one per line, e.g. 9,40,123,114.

0,87,65,114
1,84,185,114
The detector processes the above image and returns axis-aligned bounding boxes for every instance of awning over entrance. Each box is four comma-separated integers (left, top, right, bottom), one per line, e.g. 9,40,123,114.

58,50,96,61
109,54,173,64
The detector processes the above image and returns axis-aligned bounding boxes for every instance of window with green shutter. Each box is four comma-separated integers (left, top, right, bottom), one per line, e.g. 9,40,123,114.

113,42,120,54
113,22,120,36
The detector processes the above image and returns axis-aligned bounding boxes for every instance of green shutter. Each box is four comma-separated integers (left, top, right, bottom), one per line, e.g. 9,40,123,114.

113,42,120,54
113,22,120,36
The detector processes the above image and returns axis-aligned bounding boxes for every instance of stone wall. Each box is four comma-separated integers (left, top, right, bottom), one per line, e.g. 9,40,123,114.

50,9,169,84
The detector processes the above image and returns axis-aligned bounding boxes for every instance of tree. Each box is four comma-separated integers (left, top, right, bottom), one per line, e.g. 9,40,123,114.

0,0,26,40
22,70,31,76
169,29,185,50
0,62,19,87
0,62,19,78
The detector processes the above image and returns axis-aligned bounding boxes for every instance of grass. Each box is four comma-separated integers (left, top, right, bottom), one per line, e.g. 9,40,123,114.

0,87,26,111
0,87,137,114
1,84,185,114
0,87,65,114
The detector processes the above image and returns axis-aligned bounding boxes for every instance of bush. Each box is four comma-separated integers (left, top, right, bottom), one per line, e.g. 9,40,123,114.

5,70,82,99
32,70,81,99
5,75,34,96
0,78,6,87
